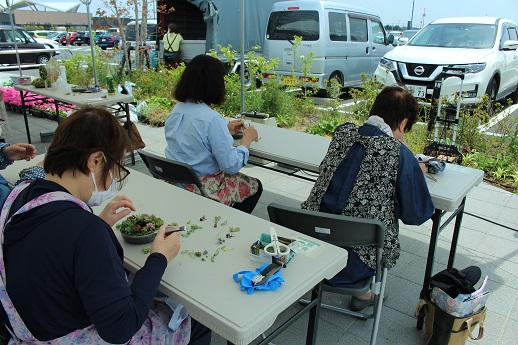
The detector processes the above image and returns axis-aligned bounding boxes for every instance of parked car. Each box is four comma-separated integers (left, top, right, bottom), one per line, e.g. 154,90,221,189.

47,31,66,44
97,33,120,50
94,30,107,42
34,37,61,50
60,32,77,45
397,29,419,45
387,30,403,46
73,31,90,45
263,0,393,94
0,25,56,65
28,30,55,39
375,17,518,109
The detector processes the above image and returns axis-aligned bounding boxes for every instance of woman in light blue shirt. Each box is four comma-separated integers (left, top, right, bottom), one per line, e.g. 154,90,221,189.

165,54,262,213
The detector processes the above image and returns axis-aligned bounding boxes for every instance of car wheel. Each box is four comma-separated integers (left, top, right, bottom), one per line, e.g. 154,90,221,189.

325,72,344,98
36,54,50,64
509,84,518,104
485,77,498,115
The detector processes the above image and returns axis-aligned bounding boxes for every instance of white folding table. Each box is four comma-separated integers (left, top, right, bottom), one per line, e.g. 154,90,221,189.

1,157,348,345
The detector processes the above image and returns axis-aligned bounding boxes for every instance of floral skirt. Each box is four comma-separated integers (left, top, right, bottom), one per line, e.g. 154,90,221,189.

183,171,259,206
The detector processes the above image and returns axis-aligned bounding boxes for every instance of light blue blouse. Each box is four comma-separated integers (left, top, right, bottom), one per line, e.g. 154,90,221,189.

164,102,249,176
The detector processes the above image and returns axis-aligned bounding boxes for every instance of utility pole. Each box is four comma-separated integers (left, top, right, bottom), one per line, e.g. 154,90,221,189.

409,0,415,29
80,0,99,86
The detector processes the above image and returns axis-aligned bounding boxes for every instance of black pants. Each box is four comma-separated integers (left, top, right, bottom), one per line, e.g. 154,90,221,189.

232,179,263,214
189,318,212,344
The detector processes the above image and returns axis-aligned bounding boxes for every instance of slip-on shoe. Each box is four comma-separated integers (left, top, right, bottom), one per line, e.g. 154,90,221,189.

349,294,388,312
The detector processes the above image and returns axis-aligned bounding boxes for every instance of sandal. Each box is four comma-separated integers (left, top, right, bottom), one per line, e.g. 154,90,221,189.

350,296,374,311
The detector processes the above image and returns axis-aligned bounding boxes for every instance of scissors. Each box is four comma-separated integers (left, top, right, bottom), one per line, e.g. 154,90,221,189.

263,227,290,257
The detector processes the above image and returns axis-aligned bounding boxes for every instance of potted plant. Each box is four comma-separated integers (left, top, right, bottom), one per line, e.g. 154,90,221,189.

116,214,164,244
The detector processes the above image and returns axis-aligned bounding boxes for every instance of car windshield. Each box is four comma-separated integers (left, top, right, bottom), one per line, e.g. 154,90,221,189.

267,10,319,41
401,30,418,39
409,23,497,49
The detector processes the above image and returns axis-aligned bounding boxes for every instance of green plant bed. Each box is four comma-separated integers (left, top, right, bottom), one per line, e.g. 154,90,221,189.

46,113,58,121
31,110,46,118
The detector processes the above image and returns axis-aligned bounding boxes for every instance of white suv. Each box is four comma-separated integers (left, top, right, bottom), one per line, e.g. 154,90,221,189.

374,17,518,107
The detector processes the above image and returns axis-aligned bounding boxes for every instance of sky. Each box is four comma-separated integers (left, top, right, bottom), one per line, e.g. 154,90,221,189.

37,0,518,29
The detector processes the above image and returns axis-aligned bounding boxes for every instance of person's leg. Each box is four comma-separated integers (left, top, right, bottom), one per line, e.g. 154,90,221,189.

188,318,212,345
231,179,263,214
325,248,375,287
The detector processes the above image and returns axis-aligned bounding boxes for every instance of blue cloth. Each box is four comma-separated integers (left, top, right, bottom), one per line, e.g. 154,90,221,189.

4,179,168,343
164,102,250,176
320,123,434,225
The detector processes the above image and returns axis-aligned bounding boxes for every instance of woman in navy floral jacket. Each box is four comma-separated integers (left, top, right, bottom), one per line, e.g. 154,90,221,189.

302,86,434,311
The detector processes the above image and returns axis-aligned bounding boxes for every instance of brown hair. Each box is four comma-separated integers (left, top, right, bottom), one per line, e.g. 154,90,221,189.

369,86,419,133
44,107,131,189
167,23,177,33
174,54,226,106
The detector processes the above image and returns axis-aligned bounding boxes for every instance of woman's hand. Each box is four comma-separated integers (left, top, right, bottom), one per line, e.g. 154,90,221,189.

227,119,246,135
4,143,37,162
151,226,182,262
99,195,136,227
240,126,258,148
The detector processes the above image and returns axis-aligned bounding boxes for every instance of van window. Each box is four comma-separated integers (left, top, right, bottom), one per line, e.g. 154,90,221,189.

329,12,347,41
349,17,368,42
371,20,385,44
266,10,319,41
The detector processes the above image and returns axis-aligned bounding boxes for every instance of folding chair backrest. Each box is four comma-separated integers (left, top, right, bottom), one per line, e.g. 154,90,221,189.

267,202,385,250
137,150,208,197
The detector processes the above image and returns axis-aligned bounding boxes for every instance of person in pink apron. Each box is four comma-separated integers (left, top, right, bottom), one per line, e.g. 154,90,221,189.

0,107,211,344
165,54,262,214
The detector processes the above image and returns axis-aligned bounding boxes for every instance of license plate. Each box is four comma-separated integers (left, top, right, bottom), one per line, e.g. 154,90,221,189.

406,85,427,98
101,39,106,42
281,75,296,86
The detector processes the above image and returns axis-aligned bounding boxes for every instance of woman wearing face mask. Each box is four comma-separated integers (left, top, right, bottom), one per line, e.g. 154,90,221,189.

0,107,211,344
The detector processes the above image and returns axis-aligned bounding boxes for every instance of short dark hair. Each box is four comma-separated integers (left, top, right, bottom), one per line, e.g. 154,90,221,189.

369,86,419,132
174,54,226,105
44,107,132,189
167,23,177,32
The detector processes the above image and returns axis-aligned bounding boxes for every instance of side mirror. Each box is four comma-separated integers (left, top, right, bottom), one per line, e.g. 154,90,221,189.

398,37,409,46
502,39,518,50
387,34,394,45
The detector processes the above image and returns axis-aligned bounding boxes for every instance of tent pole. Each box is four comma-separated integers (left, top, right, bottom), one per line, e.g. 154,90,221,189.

239,0,245,114
82,0,99,86
6,0,23,77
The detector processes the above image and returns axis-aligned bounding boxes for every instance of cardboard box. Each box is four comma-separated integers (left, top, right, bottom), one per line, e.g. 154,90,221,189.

250,234,297,267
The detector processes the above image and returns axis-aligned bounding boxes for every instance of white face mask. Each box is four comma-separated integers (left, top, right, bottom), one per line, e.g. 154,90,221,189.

87,170,117,207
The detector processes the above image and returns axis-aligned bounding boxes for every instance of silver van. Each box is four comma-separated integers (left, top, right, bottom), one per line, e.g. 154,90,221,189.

263,0,393,91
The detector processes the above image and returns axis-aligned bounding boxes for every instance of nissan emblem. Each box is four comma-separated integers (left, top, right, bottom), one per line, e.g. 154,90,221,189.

414,66,425,75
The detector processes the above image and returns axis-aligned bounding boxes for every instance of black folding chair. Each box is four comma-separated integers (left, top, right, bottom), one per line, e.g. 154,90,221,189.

267,202,389,345
137,150,208,198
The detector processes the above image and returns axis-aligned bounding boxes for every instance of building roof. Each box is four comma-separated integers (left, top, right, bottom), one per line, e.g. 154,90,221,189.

12,9,88,26
1,0,81,12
